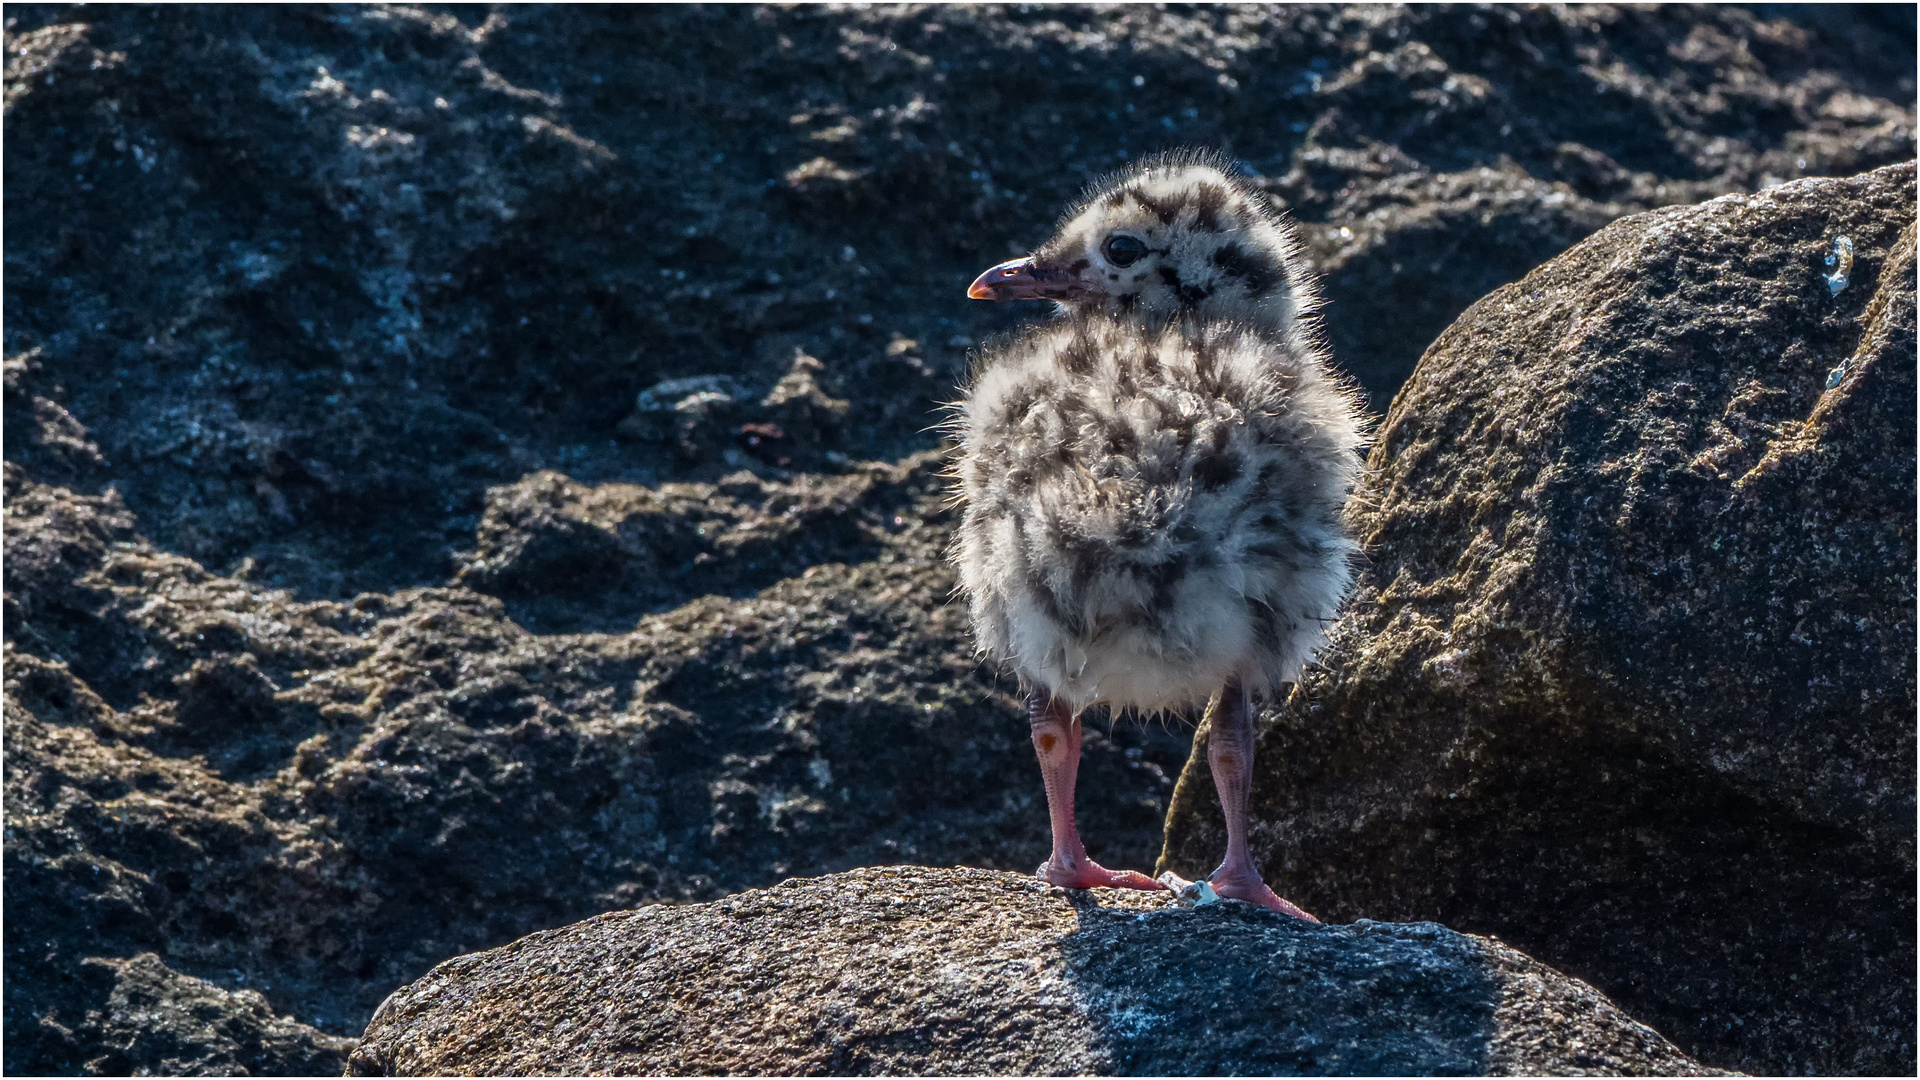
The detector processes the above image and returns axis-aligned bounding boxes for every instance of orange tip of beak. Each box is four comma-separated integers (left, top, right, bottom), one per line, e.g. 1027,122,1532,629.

968,256,1038,301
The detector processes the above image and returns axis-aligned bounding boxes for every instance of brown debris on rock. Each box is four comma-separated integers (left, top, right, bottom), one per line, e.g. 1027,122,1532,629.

347,866,1725,1077
1160,162,1917,1076
451,456,905,633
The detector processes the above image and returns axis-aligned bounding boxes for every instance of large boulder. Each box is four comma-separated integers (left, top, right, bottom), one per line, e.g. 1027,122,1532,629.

1160,162,1916,1076
347,866,1722,1076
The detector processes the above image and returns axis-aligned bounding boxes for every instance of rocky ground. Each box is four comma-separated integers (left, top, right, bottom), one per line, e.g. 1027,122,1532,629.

4,4,1914,1075
348,866,1726,1077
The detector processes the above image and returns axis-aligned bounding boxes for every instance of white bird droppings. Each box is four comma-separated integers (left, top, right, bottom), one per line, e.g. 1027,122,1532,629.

1158,871,1220,907
1824,235,1853,296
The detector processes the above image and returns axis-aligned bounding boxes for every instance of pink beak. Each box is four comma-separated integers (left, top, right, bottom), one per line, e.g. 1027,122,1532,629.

967,256,1095,302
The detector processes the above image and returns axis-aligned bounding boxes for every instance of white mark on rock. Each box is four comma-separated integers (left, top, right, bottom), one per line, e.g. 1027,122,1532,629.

1824,235,1853,296
1158,871,1219,907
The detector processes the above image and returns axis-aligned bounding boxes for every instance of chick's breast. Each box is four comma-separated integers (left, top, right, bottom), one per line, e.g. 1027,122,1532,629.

952,316,1365,713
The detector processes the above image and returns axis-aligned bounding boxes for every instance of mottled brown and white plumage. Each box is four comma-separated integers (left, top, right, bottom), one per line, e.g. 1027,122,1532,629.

951,153,1365,714
947,151,1367,916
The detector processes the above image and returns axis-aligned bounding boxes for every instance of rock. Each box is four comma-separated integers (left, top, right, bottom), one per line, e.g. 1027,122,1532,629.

3,7,1911,600
3,350,104,480
2,5,1912,1074
450,457,908,632
1160,163,1916,1076
614,375,752,458
347,866,1723,1077
611,353,849,467
4,458,1191,1075
47,953,352,1077
758,350,849,450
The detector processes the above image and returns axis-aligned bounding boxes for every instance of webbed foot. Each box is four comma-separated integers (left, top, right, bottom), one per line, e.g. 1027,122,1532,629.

1038,858,1169,893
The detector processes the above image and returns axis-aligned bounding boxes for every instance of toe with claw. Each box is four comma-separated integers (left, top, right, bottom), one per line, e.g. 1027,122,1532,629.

1208,869,1319,921
1039,856,1168,893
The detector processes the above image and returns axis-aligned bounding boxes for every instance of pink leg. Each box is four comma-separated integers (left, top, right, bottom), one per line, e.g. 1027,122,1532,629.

1207,681,1319,921
1029,689,1167,893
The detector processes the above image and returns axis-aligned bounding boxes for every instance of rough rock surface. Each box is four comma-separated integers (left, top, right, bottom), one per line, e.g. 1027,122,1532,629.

4,5,1912,601
5,455,1185,1075
26,953,354,1078
348,866,1722,1077
3,4,1913,1075
1160,163,1916,1077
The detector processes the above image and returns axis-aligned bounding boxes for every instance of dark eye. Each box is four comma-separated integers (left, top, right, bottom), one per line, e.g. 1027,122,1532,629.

1102,234,1148,267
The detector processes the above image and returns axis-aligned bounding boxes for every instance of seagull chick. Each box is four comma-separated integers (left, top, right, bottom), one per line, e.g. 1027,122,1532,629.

949,151,1367,918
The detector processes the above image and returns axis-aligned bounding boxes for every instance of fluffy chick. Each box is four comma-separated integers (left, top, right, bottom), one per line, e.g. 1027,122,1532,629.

950,151,1367,916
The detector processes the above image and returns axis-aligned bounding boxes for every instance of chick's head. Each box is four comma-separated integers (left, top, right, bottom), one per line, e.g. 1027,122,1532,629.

969,152,1313,337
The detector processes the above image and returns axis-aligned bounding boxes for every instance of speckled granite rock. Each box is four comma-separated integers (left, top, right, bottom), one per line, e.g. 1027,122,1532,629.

1161,162,1917,1076
347,866,1723,1077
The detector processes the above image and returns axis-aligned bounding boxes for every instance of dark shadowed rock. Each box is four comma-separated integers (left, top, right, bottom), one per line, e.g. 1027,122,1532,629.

1161,163,1916,1076
452,456,899,635
38,953,352,1077
347,866,1722,1077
